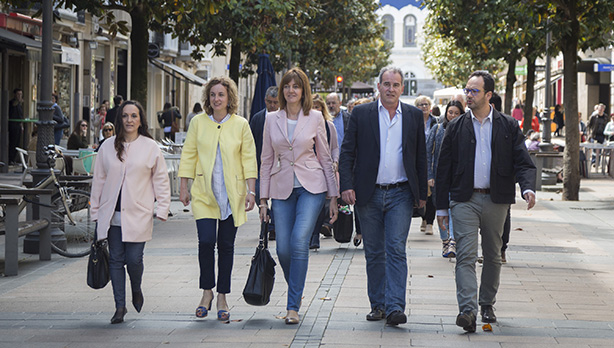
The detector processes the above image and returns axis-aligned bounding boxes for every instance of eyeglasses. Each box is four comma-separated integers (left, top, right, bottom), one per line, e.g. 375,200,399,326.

417,103,430,108
80,124,88,128
463,88,481,96
103,128,112,132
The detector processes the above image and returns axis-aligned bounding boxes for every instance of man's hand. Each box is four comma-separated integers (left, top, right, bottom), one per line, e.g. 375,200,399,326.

341,189,356,205
418,199,426,209
437,215,448,232
524,191,536,210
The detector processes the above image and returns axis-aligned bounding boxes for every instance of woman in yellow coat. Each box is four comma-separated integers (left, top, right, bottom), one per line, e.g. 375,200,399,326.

178,76,257,321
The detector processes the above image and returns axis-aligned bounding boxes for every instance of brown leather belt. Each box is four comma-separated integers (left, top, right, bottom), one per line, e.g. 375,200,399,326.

473,188,491,194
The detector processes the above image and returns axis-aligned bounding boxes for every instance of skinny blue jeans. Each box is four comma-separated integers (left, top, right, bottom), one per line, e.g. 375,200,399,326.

272,187,325,311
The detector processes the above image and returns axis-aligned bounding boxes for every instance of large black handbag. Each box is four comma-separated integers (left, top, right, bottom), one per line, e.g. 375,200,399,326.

87,233,110,290
333,204,354,243
243,221,276,306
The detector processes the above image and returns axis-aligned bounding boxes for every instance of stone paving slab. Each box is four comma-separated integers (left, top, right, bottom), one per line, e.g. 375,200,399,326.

1,178,614,346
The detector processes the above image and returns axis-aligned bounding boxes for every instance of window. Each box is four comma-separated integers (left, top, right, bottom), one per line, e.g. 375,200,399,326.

403,15,417,47
382,15,394,42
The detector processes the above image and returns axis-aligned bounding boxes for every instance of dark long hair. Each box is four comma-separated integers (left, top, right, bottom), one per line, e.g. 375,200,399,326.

443,100,465,128
114,100,153,162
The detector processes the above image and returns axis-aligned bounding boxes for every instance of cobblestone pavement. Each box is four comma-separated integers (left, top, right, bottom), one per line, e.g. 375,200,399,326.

1,178,614,347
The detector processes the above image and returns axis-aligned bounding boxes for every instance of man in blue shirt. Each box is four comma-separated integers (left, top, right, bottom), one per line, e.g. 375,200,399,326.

326,93,350,146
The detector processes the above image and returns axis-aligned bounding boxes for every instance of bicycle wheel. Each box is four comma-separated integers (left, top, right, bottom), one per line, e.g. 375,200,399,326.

50,189,94,257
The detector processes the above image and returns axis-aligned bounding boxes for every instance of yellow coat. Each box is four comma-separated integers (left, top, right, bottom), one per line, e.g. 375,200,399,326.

178,113,257,226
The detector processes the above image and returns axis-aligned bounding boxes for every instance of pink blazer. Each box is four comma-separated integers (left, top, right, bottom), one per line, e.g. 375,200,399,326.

260,109,339,200
91,135,171,242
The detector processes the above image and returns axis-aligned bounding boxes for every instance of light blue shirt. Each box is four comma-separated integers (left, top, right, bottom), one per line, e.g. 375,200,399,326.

209,114,232,220
376,99,407,185
471,107,493,189
332,111,345,146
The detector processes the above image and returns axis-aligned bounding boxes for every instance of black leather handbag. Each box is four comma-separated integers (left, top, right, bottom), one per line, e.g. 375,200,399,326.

243,221,276,306
333,205,354,243
87,234,110,290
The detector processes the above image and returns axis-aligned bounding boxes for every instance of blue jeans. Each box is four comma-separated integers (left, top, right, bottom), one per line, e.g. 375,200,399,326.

107,226,146,309
54,128,63,145
196,216,238,293
272,187,325,311
439,208,455,241
356,184,413,316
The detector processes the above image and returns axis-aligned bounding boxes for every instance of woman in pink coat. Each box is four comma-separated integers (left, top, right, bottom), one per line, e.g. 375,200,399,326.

91,100,171,324
259,67,339,324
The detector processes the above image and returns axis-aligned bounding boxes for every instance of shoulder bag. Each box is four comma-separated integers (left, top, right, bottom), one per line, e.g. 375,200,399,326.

87,231,110,289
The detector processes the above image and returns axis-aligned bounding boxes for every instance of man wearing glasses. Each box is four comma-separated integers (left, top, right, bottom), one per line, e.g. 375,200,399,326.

340,67,427,326
435,70,536,333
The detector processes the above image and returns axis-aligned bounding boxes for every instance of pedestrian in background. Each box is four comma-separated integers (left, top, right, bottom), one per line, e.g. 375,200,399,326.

414,96,438,235
67,120,89,150
52,93,69,145
178,76,257,322
426,100,463,258
259,67,338,325
185,102,203,132
91,100,171,324
8,88,24,164
106,95,123,126
158,102,182,141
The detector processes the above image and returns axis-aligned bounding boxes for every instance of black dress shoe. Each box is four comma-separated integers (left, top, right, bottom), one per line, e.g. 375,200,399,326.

111,307,127,324
132,290,144,313
386,310,407,325
481,305,497,323
366,308,385,321
456,311,476,333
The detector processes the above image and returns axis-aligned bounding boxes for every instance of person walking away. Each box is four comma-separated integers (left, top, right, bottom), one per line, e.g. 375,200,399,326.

426,100,463,258
259,68,338,325
414,96,438,235
587,103,607,167
339,66,427,326
90,100,171,324
158,102,182,141
435,71,536,333
178,77,257,321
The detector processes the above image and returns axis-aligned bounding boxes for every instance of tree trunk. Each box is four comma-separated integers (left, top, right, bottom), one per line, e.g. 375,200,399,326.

562,5,580,201
504,55,517,115
229,41,241,86
130,5,149,106
523,51,536,134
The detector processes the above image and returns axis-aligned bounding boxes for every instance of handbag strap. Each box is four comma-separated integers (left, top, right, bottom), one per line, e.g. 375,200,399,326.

259,221,269,249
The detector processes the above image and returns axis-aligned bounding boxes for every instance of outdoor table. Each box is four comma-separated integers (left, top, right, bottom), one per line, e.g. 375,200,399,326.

579,142,614,178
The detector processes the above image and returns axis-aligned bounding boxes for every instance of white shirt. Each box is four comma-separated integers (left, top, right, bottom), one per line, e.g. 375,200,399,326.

209,114,232,220
471,107,493,189
375,99,407,185
287,118,302,188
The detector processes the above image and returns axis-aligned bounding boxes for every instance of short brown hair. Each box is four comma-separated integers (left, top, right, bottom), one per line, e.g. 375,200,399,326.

279,67,312,115
203,76,239,116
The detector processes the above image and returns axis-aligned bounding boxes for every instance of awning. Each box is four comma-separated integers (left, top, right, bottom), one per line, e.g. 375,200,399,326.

149,58,206,86
61,46,80,65
0,28,61,63
350,81,374,93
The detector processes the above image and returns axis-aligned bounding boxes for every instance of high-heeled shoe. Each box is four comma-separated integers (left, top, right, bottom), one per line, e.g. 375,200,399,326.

217,310,230,321
132,291,144,313
111,307,127,324
195,292,213,318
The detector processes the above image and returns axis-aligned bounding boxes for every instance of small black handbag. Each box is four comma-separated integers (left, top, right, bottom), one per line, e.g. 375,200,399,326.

243,221,276,306
333,204,354,243
87,233,110,290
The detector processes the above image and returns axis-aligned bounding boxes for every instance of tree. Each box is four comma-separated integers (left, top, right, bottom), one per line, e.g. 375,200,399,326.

544,0,614,201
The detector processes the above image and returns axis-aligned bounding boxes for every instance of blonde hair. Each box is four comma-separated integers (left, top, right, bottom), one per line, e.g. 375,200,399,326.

312,96,332,122
279,67,313,115
354,97,371,106
414,96,432,107
203,76,239,116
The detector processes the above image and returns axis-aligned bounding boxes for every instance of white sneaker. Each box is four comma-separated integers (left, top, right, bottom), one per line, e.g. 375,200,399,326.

425,224,434,235
420,220,427,232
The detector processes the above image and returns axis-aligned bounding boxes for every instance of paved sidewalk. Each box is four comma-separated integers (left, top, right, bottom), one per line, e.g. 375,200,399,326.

1,178,614,347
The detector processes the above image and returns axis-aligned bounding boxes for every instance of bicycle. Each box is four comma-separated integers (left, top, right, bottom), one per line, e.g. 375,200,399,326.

0,145,94,257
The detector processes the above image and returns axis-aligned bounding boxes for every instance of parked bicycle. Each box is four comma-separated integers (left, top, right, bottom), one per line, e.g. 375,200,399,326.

0,145,94,257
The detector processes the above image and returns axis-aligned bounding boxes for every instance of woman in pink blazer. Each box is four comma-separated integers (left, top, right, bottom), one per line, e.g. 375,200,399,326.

91,101,171,324
259,67,339,324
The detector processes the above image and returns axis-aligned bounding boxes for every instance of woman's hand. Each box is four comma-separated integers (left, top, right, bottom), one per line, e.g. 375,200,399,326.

259,203,269,222
179,178,190,206
245,193,256,211
428,179,435,187
329,199,339,224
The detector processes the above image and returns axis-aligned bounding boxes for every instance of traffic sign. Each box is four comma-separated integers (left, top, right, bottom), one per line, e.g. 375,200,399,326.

594,64,614,72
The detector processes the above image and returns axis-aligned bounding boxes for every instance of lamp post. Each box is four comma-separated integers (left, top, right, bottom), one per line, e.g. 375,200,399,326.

24,0,65,254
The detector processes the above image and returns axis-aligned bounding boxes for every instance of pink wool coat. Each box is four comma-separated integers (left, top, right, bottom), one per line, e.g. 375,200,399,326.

91,135,171,242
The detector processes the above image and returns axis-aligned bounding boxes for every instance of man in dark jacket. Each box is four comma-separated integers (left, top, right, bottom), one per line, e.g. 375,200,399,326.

8,88,24,163
106,95,123,126
436,71,536,333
